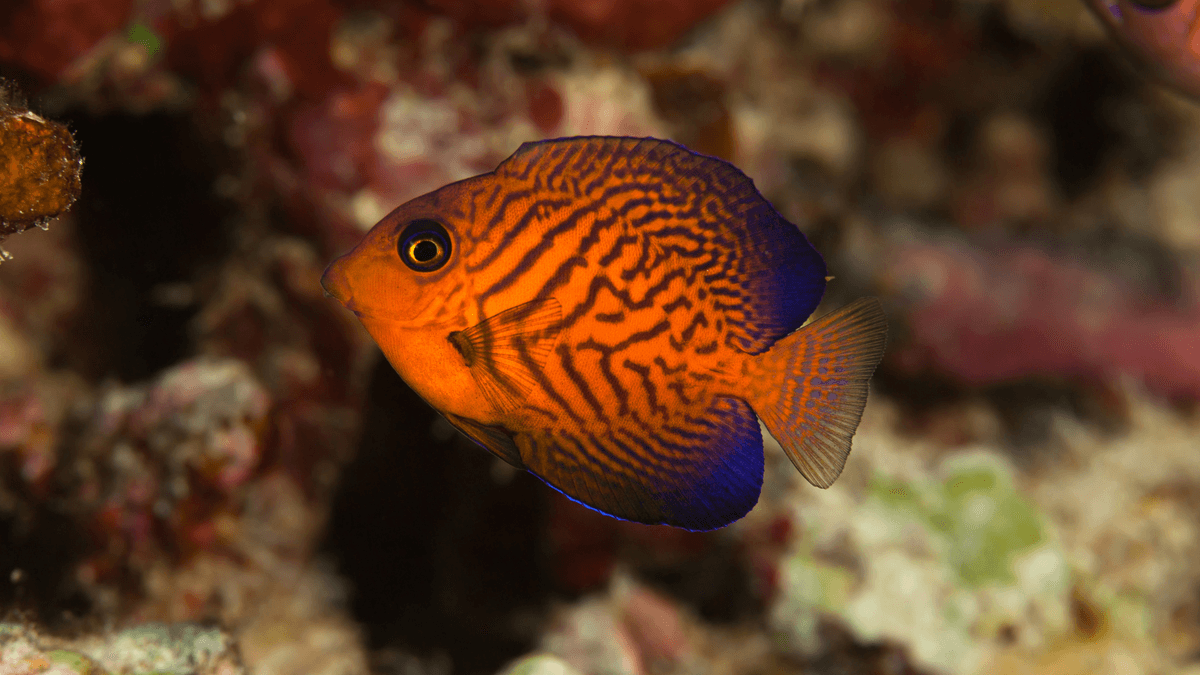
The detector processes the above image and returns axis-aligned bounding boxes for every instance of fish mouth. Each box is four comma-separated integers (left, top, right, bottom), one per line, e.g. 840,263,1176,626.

320,259,353,307
319,257,393,322
320,255,439,325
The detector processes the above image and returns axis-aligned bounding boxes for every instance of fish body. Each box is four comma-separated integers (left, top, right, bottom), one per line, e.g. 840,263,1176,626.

1088,0,1200,99
322,137,887,530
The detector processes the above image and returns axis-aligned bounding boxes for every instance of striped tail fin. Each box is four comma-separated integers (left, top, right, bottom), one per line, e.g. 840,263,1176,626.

746,297,888,488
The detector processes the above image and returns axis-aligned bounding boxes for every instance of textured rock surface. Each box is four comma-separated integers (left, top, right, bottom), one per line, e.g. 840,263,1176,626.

0,622,243,675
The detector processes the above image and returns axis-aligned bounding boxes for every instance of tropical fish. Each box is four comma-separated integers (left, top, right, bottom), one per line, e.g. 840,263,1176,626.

1087,0,1200,99
321,136,887,530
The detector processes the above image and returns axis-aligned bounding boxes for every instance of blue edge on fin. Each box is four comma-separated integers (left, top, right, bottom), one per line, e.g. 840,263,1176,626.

533,397,766,532
731,166,827,352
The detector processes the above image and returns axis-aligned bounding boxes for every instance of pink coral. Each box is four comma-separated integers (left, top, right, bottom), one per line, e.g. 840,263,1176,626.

286,84,389,195
0,0,134,81
75,358,272,575
130,358,271,491
422,0,733,50
883,236,1200,399
0,390,55,492
164,0,351,103
549,0,734,50
620,585,691,664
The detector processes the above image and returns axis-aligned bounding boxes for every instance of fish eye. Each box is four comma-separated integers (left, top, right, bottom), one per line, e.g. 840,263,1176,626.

398,219,452,272
1128,0,1176,8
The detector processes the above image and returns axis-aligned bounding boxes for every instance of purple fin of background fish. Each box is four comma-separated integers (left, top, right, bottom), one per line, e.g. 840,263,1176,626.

517,396,764,530
500,137,828,355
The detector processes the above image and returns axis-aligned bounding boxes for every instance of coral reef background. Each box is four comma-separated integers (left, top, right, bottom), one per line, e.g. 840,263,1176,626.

1,0,1199,673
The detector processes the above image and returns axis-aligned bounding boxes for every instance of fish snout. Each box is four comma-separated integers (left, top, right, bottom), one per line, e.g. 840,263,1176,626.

320,258,353,307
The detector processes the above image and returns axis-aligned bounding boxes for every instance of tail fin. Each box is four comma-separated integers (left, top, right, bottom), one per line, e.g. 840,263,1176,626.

747,297,888,488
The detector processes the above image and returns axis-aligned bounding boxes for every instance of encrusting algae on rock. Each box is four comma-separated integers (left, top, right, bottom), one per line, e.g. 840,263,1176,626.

771,446,1069,674
766,389,1200,675
0,85,82,261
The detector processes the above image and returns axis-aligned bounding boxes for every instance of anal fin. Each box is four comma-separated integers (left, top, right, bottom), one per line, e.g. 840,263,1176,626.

516,396,765,530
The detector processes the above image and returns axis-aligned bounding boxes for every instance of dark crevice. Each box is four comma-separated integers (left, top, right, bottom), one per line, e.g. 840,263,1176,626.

796,619,935,675
874,364,1128,455
1038,47,1163,200
0,498,92,628
57,110,234,382
638,541,763,623
321,357,551,675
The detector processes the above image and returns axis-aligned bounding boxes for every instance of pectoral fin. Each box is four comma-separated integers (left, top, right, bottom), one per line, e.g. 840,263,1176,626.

448,297,563,412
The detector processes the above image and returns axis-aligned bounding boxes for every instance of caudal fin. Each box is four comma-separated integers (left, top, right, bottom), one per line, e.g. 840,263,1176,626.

747,297,888,488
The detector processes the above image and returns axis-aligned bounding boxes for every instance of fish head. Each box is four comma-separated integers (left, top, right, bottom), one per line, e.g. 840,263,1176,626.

321,181,475,327
322,177,524,423
1087,0,1200,99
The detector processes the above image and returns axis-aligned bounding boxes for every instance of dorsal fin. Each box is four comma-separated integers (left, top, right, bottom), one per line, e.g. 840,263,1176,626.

497,136,827,354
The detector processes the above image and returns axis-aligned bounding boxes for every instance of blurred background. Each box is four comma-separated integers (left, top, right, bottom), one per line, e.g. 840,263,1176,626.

0,0,1199,673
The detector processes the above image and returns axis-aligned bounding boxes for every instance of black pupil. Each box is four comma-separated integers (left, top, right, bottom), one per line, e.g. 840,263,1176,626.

398,219,451,271
412,239,439,262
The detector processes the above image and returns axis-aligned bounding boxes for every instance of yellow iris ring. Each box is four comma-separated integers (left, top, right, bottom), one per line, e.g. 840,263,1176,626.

408,238,443,264
397,218,452,272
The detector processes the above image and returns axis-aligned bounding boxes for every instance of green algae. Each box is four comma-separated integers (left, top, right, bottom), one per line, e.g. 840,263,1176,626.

870,458,1045,587
48,649,108,675
500,653,585,675
772,451,1071,675
126,23,162,58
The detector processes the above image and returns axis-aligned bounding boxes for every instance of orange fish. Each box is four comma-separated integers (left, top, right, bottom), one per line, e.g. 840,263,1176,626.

322,137,887,530
1087,0,1200,99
